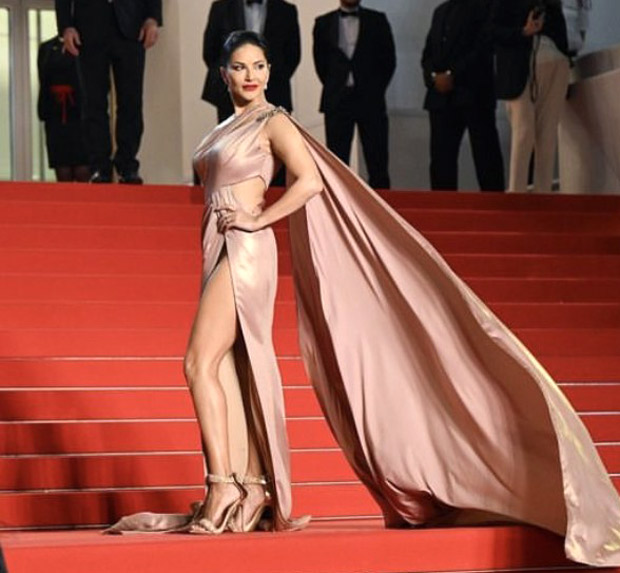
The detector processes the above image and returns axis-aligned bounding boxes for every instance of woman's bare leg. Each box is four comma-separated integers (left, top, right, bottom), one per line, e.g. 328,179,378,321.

184,254,241,524
246,432,263,477
228,369,269,531
240,429,269,528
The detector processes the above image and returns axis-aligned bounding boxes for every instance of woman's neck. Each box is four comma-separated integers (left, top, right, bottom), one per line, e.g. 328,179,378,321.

233,98,269,117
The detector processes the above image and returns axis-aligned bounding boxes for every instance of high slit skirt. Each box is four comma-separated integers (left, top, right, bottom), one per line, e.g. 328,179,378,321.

201,189,304,531
105,191,305,533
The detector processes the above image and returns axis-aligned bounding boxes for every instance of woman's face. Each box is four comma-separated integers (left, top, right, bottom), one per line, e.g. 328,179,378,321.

222,43,270,108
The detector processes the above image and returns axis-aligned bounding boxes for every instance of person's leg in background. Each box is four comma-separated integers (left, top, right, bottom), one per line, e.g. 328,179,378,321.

357,104,391,189
324,90,356,166
54,166,73,182
533,58,570,193
505,85,536,192
429,106,466,191
71,165,92,181
55,165,90,182
79,43,113,182
466,104,505,192
110,29,146,183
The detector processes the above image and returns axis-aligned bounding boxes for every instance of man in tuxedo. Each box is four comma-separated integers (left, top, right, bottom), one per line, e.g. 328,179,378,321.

313,0,396,189
55,0,162,184
421,0,505,191
202,0,301,122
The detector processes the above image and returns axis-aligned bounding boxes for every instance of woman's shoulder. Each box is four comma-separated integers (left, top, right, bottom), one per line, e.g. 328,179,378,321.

256,104,290,123
260,105,300,138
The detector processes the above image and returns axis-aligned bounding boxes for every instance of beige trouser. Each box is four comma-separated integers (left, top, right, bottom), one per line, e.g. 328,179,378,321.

506,51,570,193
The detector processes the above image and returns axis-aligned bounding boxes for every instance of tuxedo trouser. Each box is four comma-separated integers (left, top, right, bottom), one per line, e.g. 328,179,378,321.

79,4,145,175
429,104,505,192
325,87,391,190
505,55,570,193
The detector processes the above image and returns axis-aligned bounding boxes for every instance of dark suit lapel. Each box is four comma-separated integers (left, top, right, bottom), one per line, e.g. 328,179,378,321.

351,7,365,61
263,0,277,40
328,11,340,50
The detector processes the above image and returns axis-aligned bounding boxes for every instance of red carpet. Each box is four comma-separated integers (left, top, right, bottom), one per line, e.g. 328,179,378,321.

0,182,619,572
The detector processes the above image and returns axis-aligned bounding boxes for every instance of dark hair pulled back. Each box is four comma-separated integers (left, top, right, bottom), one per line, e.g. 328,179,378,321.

221,30,270,67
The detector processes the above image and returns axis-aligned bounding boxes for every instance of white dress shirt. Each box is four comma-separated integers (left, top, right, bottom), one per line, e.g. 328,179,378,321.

338,9,360,87
244,0,268,35
562,0,591,55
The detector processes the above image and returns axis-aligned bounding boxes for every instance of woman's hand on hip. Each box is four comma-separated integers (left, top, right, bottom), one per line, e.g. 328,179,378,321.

216,207,262,233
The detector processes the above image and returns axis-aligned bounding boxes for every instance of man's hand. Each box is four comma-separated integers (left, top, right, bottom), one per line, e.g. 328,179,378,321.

523,10,544,37
62,27,81,56
139,18,159,49
433,72,454,94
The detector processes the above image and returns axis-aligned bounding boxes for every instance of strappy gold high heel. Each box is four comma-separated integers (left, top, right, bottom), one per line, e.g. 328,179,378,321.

189,473,245,535
228,475,272,533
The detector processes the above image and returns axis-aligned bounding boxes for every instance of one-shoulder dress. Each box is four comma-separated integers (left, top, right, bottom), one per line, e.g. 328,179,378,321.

108,103,620,567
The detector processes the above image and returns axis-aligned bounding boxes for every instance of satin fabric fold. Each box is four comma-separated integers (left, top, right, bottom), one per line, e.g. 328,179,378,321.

284,110,620,566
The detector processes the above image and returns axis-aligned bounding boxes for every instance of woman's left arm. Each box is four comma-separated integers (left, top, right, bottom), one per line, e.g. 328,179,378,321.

221,113,323,233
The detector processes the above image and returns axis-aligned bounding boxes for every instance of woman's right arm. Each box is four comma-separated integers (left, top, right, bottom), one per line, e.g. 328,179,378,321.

255,113,323,228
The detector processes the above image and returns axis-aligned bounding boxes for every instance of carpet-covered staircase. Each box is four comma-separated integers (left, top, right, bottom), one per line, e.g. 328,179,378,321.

1,182,619,573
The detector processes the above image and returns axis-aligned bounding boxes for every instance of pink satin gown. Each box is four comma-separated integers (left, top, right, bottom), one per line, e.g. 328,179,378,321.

107,103,620,567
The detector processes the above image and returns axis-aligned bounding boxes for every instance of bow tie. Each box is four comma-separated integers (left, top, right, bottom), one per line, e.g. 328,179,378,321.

339,9,359,18
246,0,263,5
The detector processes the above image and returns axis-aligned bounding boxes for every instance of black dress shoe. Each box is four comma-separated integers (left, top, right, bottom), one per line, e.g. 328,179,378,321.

118,170,143,185
89,171,112,183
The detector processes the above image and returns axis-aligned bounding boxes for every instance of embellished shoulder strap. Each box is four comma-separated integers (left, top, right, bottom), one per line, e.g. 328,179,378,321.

256,105,288,123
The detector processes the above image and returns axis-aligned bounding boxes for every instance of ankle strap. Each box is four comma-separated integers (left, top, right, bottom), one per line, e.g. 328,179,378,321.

206,473,238,484
243,475,269,485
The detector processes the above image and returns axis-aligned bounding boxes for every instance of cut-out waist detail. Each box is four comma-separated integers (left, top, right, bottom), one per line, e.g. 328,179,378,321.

209,185,265,216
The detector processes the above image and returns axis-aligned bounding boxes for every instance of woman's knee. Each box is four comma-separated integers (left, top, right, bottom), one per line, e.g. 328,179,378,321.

184,351,219,391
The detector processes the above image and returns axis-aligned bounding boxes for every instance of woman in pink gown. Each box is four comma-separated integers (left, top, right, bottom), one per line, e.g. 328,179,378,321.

107,31,620,567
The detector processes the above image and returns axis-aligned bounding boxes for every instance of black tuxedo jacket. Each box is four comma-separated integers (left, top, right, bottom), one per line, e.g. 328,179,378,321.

421,0,497,111
490,0,568,100
202,0,301,112
55,0,162,42
313,7,396,114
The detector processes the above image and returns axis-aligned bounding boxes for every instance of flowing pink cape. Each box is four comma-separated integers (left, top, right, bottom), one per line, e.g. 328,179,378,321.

286,113,620,567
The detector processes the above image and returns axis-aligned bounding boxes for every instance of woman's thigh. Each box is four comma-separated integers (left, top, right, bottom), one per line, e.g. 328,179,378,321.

186,254,238,373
